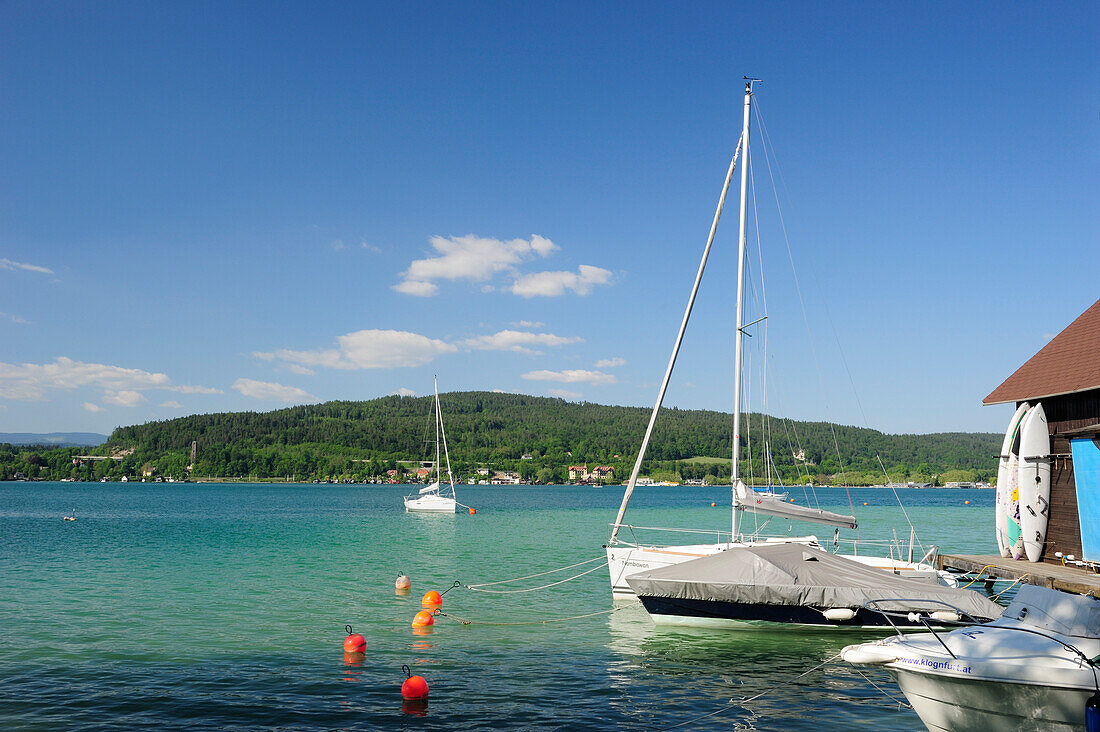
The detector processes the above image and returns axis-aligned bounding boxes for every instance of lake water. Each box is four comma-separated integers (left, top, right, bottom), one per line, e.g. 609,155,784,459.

0,482,996,730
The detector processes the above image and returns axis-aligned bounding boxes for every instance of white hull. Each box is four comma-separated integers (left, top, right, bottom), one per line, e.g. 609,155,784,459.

607,540,945,599
894,668,1089,732
404,494,456,513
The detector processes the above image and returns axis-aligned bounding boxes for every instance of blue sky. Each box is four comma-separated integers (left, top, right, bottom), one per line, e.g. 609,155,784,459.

1,1,1097,436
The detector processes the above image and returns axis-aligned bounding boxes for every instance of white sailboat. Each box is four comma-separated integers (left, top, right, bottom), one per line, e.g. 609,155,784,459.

606,79,945,603
403,378,457,514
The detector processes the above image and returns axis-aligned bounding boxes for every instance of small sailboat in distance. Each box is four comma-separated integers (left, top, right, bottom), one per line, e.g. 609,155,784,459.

63,508,76,521
403,377,458,514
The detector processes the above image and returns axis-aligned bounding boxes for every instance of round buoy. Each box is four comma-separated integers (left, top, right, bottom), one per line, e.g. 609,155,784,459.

343,625,366,653
396,574,411,591
412,610,435,628
401,664,429,700
469,507,476,515
965,500,970,505
711,502,716,507
863,502,868,506
790,498,795,503
422,590,442,608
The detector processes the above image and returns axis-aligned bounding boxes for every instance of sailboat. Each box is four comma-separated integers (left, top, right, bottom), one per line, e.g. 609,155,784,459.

606,80,984,626
403,378,458,514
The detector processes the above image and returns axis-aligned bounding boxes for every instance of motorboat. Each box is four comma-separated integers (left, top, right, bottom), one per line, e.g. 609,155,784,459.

842,584,1100,730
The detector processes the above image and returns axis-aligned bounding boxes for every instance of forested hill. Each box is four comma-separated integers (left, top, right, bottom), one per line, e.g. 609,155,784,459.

47,391,997,484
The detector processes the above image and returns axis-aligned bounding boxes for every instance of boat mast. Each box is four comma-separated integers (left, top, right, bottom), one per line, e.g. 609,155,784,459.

434,376,441,486
731,78,757,540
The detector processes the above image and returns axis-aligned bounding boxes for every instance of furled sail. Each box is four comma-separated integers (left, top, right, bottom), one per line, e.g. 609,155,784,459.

419,481,441,495
735,481,857,529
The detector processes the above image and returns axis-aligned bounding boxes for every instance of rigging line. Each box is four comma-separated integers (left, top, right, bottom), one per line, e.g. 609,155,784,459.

660,652,844,730
465,555,608,588
435,605,627,626
849,667,914,710
754,103,857,523
465,562,610,593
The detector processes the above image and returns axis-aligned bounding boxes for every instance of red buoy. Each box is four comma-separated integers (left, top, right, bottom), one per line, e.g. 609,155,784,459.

343,625,366,653
422,590,442,607
412,610,435,628
401,665,429,700
469,507,476,515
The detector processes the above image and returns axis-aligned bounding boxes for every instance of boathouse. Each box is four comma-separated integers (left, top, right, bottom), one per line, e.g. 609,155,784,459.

983,297,1100,566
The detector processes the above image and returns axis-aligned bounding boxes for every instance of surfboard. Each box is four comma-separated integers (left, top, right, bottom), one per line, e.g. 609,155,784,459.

995,402,1030,558
1018,403,1051,563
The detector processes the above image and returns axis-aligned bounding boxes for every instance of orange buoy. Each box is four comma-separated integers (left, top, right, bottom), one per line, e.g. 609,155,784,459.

790,498,795,502
401,665,429,700
343,625,366,653
863,502,868,506
711,502,716,507
422,590,442,608
469,507,476,515
964,500,970,505
412,610,435,628
396,574,411,591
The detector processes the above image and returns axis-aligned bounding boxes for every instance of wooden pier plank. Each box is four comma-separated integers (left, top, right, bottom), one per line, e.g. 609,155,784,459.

938,553,1100,596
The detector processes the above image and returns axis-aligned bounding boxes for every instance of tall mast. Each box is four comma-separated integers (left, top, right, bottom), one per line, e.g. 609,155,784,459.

434,375,441,485
731,78,757,539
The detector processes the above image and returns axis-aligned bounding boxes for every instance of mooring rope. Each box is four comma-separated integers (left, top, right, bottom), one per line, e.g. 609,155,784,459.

433,605,627,626
849,666,913,710
659,652,844,730
991,574,1030,603
464,556,608,593
957,564,997,590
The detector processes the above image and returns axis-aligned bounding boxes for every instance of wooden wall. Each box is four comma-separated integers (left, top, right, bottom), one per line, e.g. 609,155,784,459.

1023,388,1100,564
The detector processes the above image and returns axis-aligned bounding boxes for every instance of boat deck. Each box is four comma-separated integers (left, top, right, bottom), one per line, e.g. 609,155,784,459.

938,554,1100,596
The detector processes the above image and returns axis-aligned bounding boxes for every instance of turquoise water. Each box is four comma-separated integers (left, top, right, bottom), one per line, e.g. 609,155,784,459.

1,482,995,730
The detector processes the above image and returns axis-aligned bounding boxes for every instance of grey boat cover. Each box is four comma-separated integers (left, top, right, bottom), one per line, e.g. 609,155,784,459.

625,543,1004,620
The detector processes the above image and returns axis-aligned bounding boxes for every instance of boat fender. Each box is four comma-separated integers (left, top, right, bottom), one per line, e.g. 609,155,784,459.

1086,690,1100,732
422,590,442,608
343,625,366,653
930,610,961,623
841,643,898,665
823,608,856,622
412,610,435,628
401,664,429,700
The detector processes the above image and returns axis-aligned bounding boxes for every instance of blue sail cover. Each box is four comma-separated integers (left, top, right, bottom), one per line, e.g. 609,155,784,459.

1070,438,1100,563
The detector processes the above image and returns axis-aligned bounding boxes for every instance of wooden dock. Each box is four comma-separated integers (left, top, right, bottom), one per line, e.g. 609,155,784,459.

938,554,1100,596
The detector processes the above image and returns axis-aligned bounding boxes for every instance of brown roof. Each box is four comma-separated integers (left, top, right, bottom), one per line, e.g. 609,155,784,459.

984,298,1100,405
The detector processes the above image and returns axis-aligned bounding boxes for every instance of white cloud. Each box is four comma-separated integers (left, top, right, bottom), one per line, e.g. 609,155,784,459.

254,329,458,371
0,258,54,275
461,329,582,354
0,311,30,325
82,402,104,412
393,387,417,397
165,384,224,395
492,388,507,393
0,357,171,401
393,279,439,297
233,378,320,403
284,364,316,376
511,265,613,298
361,241,382,253
160,400,184,408
595,357,626,368
331,239,346,251
521,369,616,385
394,234,558,296
546,388,583,400
103,390,145,407
512,320,545,328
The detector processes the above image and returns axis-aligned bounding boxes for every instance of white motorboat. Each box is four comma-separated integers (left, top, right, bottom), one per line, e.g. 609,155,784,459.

403,378,457,514
606,80,946,603
842,585,1100,731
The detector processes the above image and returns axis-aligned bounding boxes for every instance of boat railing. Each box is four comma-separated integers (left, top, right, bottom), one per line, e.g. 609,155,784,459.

863,598,1100,674
607,523,732,547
